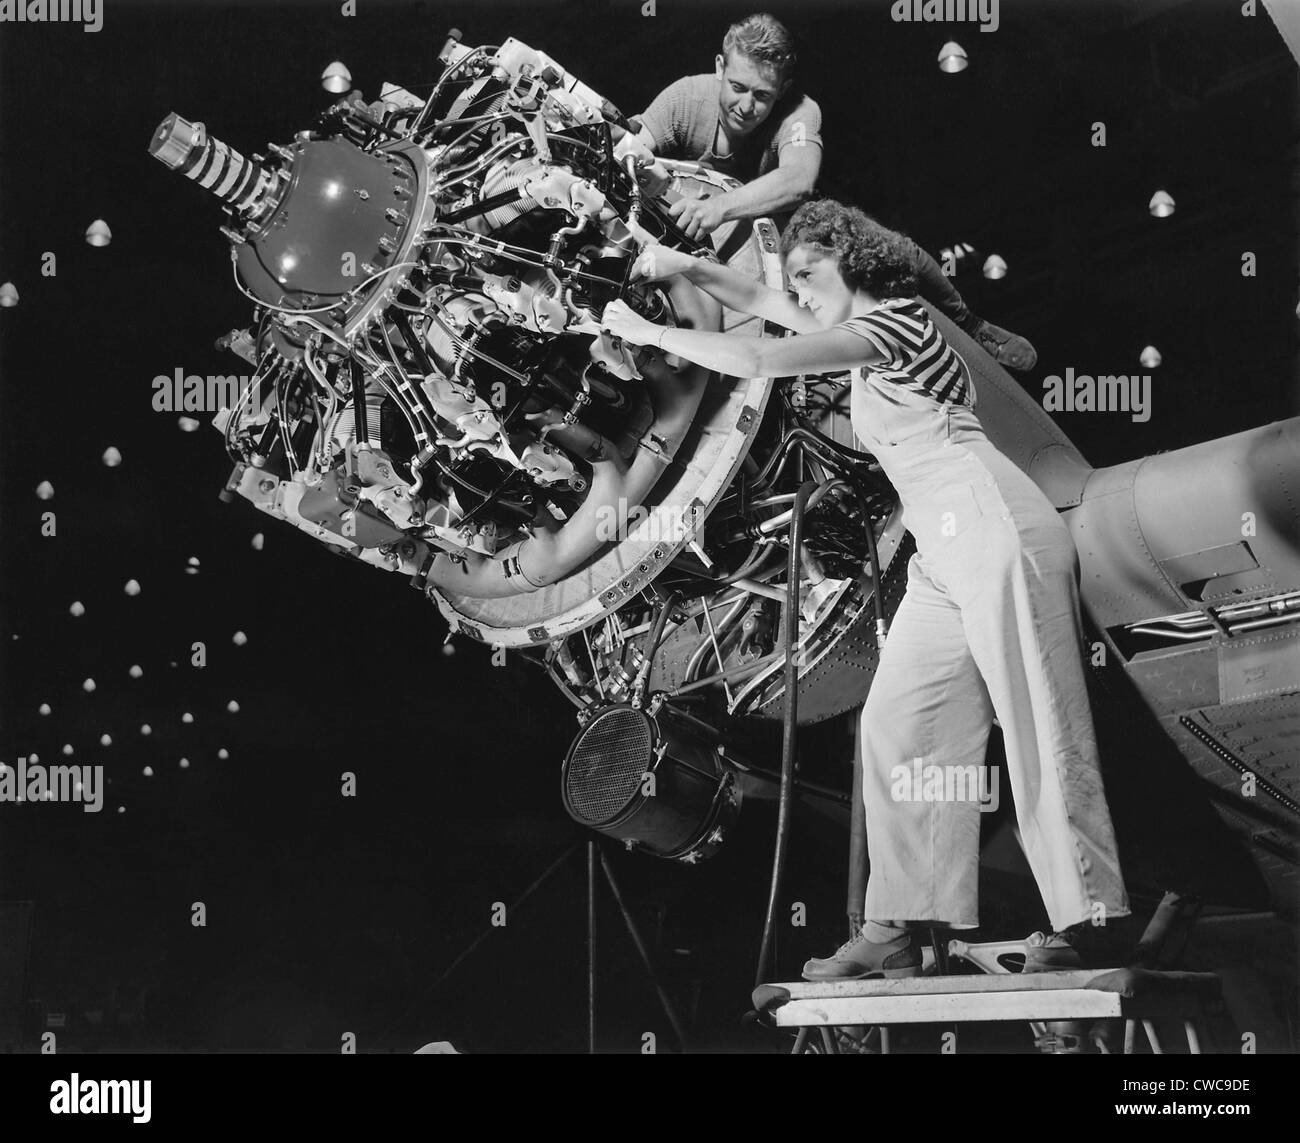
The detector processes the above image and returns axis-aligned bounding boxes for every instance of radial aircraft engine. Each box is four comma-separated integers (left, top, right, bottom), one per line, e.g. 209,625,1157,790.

151,35,1300,912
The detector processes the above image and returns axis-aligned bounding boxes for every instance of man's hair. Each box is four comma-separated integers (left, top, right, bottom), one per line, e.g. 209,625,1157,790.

722,13,797,80
780,200,919,299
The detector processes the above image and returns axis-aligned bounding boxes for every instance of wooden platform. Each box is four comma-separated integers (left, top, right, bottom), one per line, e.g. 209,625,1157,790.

753,969,1221,1032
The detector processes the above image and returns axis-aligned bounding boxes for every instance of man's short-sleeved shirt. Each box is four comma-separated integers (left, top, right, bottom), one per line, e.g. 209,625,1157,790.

639,73,823,182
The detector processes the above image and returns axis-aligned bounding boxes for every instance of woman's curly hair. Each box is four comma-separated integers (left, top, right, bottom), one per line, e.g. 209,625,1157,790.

780,200,918,299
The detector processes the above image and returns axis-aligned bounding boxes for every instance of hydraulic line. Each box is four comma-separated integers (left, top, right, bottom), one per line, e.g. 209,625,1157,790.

684,593,754,682
845,473,889,647
377,321,437,423
224,351,281,462
752,479,848,535
632,590,683,701
664,650,786,699
755,480,817,988
755,424,879,490
758,433,892,649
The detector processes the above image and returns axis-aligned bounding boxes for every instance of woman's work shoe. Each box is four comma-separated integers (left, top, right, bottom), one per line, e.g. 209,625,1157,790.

1022,930,1082,973
970,319,1038,372
1022,923,1114,973
801,927,923,981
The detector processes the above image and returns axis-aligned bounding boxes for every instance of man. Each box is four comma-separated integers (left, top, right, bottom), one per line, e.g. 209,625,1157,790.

630,13,821,242
623,12,1038,371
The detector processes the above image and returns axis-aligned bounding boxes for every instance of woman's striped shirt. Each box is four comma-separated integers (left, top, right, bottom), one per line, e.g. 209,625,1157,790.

837,298,973,408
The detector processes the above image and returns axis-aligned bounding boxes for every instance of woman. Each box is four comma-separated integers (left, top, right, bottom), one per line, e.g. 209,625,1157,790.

600,200,1129,979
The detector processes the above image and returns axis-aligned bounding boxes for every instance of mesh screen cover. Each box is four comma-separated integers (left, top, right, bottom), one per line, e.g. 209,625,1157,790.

565,707,654,824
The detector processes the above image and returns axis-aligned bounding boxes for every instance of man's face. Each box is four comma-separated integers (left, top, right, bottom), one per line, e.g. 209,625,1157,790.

714,51,787,138
784,245,855,328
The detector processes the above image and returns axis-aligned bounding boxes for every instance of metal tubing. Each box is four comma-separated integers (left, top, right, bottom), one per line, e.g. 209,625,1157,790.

754,479,817,988
633,590,683,701
732,577,787,603
684,593,752,683
665,649,785,699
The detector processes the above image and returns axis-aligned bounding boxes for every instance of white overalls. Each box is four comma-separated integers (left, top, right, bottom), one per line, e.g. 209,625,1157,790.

850,315,1131,932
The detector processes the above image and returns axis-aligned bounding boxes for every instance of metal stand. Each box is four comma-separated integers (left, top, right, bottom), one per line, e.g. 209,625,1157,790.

585,838,689,1053
392,838,687,1052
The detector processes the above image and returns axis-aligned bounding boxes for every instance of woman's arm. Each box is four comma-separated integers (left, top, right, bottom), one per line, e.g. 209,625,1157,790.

635,246,821,334
659,324,880,377
603,301,881,377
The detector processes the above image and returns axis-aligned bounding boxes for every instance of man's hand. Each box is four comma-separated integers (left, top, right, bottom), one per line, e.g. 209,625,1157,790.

668,194,727,240
612,129,671,196
612,129,656,168
600,299,662,346
630,244,699,283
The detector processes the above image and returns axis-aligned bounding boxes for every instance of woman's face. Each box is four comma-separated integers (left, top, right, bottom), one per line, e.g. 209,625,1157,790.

784,244,855,328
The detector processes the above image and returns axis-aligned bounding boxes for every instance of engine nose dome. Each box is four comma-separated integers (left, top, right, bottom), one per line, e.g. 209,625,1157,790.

235,138,418,307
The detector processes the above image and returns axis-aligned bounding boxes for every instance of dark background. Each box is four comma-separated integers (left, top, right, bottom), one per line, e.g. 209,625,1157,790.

0,0,1295,1053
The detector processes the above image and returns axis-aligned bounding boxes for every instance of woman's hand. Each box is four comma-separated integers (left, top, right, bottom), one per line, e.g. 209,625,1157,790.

630,244,699,283
600,299,662,347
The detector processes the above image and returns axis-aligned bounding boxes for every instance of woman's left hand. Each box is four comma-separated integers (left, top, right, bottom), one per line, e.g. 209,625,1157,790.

601,299,661,347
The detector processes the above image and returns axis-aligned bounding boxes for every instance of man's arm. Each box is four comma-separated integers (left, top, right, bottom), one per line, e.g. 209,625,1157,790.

669,142,820,239
636,75,696,157
669,96,824,238
635,123,659,154
715,142,821,223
